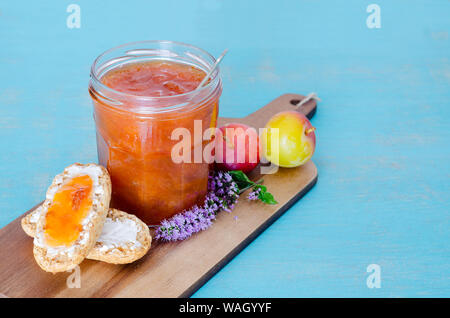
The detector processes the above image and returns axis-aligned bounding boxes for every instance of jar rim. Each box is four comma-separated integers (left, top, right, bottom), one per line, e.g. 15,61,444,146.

89,40,220,106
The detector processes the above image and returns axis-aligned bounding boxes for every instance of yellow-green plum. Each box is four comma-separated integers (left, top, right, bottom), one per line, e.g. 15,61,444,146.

260,111,316,168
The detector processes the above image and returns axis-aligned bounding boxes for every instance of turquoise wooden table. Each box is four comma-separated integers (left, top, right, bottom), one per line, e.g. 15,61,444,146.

0,0,449,297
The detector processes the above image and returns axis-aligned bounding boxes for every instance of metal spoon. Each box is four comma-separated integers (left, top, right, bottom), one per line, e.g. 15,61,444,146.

195,49,228,90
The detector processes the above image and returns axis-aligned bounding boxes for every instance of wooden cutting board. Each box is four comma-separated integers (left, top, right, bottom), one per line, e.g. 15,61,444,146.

0,93,318,298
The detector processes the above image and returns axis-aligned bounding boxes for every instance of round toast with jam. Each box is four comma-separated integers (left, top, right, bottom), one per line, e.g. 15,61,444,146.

33,163,111,273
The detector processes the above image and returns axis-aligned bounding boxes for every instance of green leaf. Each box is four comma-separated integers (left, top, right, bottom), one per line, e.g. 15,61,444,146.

253,184,267,192
258,190,278,205
253,184,277,205
229,170,254,190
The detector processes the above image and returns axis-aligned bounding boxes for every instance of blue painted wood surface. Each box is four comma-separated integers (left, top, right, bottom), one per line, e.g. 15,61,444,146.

0,0,449,297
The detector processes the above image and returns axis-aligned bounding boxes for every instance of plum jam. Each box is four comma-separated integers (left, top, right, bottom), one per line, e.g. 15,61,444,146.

44,175,93,247
101,61,206,97
89,41,221,225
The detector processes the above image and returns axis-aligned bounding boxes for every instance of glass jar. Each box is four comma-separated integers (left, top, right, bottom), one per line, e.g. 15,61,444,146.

89,41,222,225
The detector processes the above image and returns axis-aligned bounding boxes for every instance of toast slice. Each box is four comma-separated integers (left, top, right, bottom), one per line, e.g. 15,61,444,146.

21,204,43,237
23,207,151,264
88,209,151,264
33,163,111,273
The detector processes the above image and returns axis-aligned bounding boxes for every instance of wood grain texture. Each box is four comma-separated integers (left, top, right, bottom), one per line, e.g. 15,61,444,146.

0,94,317,298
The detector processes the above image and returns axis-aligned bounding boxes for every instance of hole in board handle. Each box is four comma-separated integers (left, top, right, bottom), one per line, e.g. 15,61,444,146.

289,98,316,120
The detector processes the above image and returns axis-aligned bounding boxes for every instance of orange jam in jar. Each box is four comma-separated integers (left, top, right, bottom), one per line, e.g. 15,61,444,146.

44,175,93,247
89,41,221,225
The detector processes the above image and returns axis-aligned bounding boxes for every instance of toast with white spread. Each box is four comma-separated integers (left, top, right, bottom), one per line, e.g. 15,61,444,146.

88,209,151,264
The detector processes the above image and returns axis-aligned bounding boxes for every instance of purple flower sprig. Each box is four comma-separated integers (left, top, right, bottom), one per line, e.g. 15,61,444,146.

248,187,262,201
155,170,239,242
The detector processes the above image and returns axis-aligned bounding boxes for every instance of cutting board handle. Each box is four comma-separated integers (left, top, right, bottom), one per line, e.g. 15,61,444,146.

289,94,317,120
